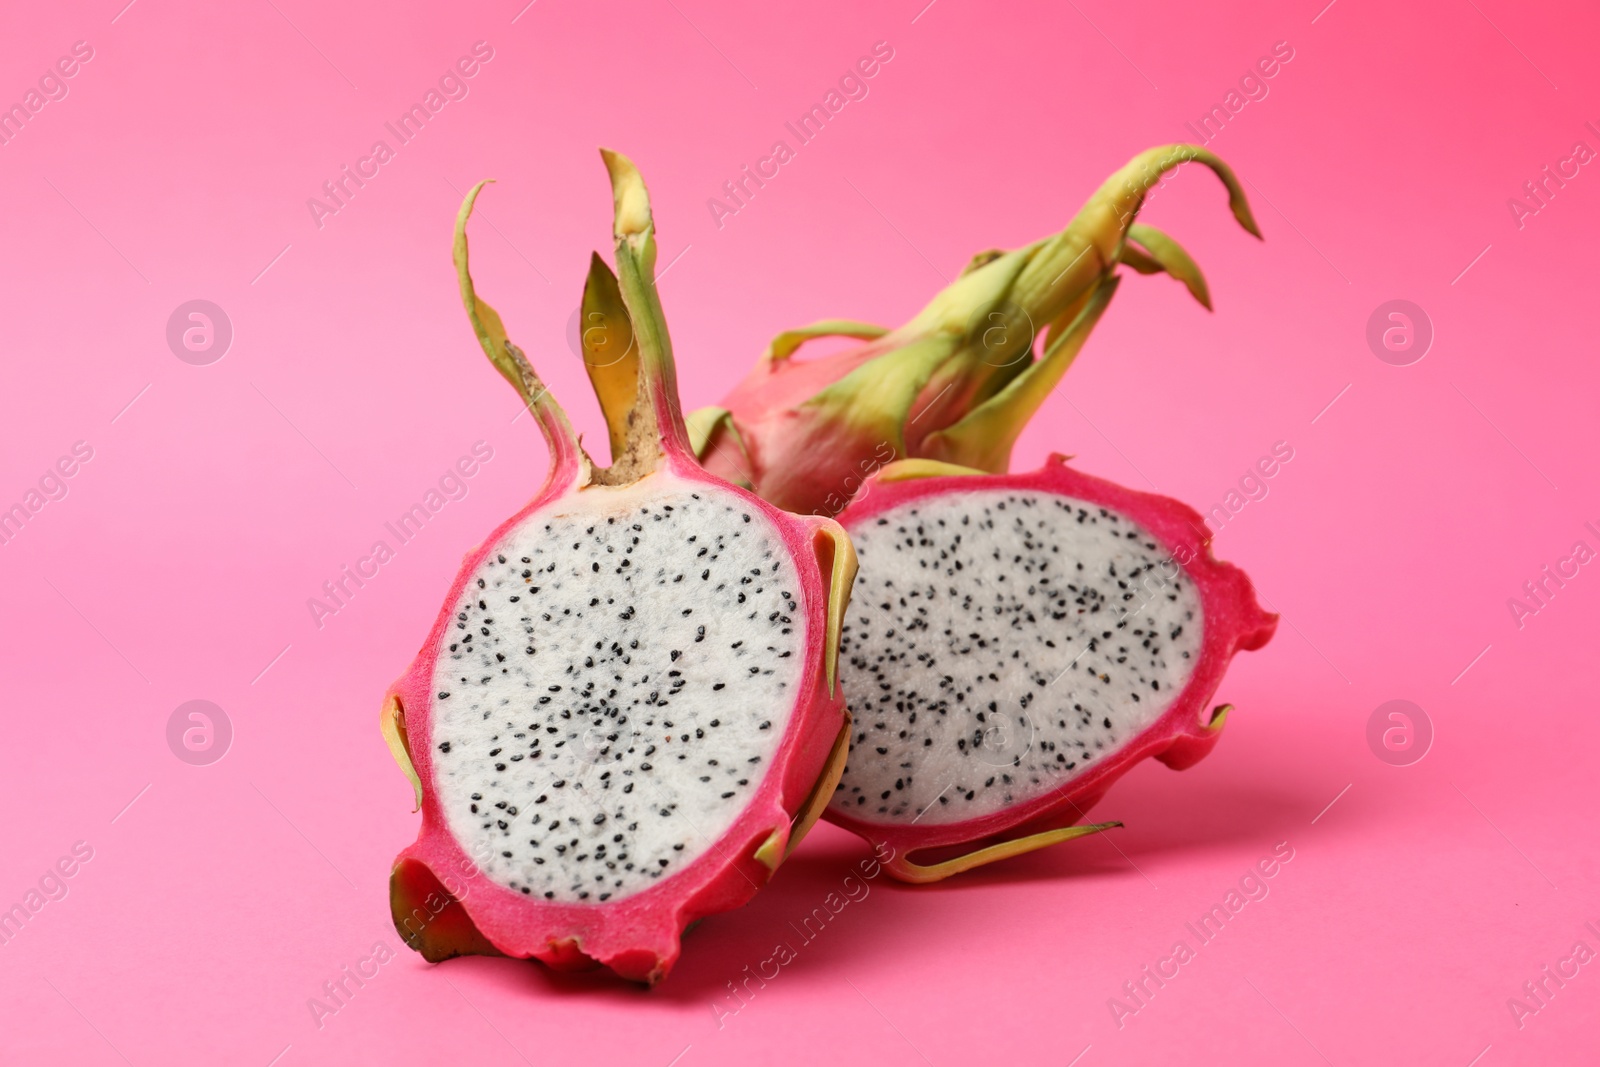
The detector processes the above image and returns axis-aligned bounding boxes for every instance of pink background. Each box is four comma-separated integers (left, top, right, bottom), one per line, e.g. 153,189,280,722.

3,0,1597,1063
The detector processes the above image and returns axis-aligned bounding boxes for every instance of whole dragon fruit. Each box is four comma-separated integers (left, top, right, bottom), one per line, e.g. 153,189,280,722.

823,457,1277,881
688,144,1260,517
685,145,1274,881
381,151,858,984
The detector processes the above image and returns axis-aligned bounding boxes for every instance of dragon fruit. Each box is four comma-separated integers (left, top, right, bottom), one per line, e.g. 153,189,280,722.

682,144,1274,880
381,151,858,984
823,456,1276,881
689,144,1260,517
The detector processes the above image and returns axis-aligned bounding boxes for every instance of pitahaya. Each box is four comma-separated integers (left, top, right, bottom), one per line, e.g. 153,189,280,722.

689,144,1261,517
823,457,1277,882
381,151,858,984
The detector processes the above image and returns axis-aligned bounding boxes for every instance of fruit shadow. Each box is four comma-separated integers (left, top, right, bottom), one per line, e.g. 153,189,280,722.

436,776,1328,1001
926,777,1322,891
443,827,906,1004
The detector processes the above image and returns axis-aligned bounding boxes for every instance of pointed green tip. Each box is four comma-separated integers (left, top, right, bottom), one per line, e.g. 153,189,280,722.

1117,144,1262,241
1173,143,1261,240
1208,156,1263,241
1234,195,1263,241
764,321,890,362
452,180,493,267
1126,223,1214,310
684,406,730,460
452,178,523,393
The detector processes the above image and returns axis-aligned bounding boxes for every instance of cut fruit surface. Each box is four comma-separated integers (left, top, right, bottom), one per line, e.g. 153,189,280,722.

824,455,1275,881
428,479,810,904
834,486,1204,824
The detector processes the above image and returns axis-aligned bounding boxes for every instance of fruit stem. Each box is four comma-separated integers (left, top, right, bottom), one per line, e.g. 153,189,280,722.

1008,143,1258,324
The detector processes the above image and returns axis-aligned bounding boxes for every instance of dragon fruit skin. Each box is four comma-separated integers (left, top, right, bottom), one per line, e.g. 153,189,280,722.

692,144,1261,517
381,152,857,985
821,456,1277,883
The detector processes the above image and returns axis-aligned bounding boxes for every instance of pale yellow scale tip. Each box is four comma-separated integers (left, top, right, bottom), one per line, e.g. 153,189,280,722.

875,458,988,482
380,695,423,812
600,148,652,237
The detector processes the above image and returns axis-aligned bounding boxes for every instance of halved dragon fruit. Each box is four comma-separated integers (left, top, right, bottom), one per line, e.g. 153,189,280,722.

689,144,1261,517
381,151,857,984
823,457,1276,882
